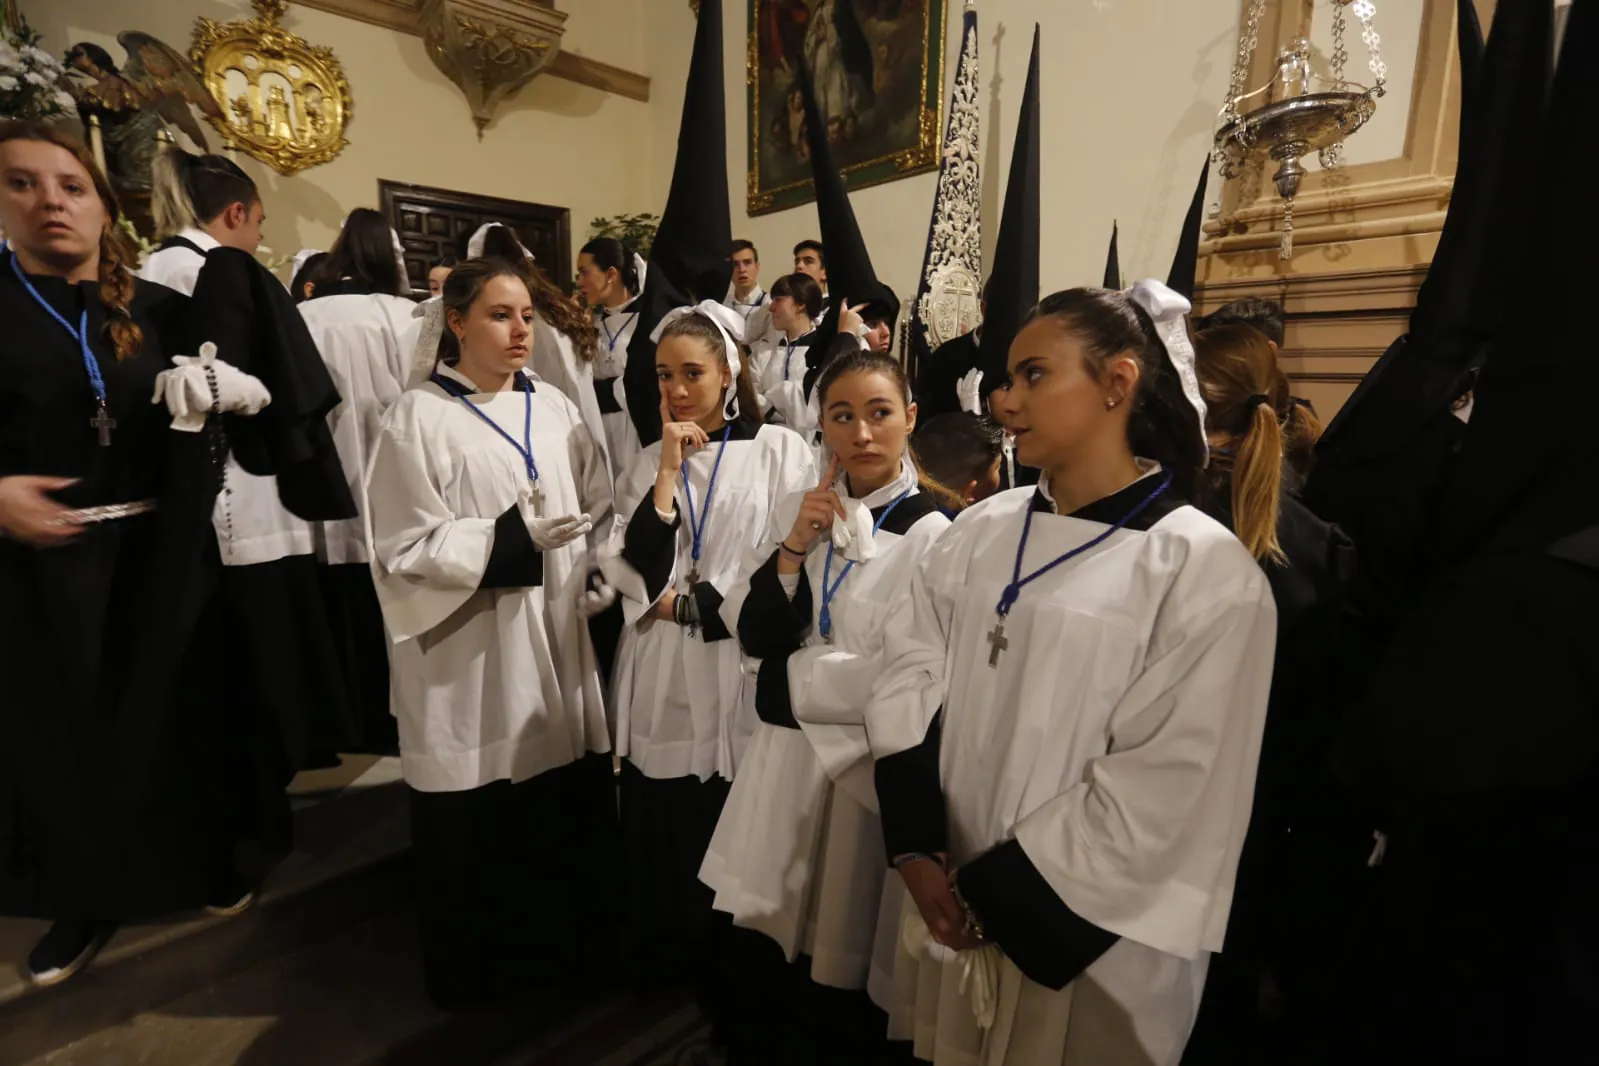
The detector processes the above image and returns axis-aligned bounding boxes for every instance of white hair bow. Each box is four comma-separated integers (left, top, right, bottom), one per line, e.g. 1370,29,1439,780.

650,299,749,418
633,251,648,296
466,222,534,263
290,248,322,279
409,296,445,388
390,228,409,293
1126,278,1209,466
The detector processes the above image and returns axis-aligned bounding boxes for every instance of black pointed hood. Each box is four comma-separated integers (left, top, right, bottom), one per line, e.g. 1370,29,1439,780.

1441,0,1596,563
623,0,732,445
1317,0,1550,462
1165,159,1208,303
793,55,894,315
1103,221,1121,290
792,49,896,397
1456,0,1486,134
974,25,1041,395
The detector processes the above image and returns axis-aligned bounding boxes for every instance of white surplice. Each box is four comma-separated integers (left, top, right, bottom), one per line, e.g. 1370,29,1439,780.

867,471,1277,1066
299,291,421,565
757,328,819,436
141,229,311,565
594,296,642,477
724,284,772,345
603,423,816,783
702,458,950,988
365,365,614,793
529,314,612,487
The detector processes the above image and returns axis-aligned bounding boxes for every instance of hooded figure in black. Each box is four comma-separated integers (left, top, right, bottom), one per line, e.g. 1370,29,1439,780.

1313,3,1597,1062
621,0,734,451
787,52,896,423
1301,0,1531,633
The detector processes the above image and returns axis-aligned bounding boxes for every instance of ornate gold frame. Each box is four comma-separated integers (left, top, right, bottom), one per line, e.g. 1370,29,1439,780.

746,1,946,216
190,0,353,176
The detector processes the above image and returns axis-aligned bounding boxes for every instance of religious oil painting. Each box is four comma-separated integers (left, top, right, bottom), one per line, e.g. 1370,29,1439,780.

747,0,946,216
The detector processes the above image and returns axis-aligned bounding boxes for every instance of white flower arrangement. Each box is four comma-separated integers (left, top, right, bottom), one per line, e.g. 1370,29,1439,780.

0,17,77,123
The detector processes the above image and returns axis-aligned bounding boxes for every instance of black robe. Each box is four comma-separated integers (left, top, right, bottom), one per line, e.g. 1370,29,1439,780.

1183,486,1361,1065
0,255,264,918
1309,548,1599,1066
912,329,979,423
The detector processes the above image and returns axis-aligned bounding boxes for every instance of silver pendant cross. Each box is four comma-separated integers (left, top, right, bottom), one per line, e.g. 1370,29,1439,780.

91,403,116,447
986,620,1009,667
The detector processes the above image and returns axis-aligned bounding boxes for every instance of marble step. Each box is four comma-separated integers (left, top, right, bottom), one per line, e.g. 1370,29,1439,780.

0,763,410,1066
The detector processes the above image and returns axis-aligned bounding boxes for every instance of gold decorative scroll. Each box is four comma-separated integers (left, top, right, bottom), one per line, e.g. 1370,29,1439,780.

190,0,352,176
418,0,567,135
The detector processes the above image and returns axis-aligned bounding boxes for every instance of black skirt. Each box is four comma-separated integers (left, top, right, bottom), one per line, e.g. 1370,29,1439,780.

408,753,621,1011
316,562,397,755
618,761,730,993
717,922,898,1066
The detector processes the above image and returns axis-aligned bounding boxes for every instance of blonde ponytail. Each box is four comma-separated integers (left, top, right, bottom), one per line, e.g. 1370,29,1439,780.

1230,399,1285,563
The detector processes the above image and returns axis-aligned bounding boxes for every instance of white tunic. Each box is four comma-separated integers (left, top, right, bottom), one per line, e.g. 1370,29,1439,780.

757,328,819,436
137,227,218,296
702,461,950,989
299,291,421,565
867,472,1276,1066
141,227,312,566
604,422,816,782
594,296,642,477
529,314,612,487
366,365,614,793
724,285,772,344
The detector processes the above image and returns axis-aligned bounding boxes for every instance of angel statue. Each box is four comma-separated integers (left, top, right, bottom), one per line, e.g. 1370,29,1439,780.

61,32,222,193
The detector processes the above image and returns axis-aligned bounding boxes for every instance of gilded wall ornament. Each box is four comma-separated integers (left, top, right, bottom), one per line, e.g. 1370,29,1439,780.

190,0,352,176
419,0,567,135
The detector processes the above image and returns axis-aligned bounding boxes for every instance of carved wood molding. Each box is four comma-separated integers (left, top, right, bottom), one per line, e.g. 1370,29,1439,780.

293,0,650,102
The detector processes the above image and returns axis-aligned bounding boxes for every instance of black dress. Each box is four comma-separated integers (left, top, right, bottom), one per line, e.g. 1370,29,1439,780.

1183,485,1360,1065
1308,548,1599,1066
0,254,254,918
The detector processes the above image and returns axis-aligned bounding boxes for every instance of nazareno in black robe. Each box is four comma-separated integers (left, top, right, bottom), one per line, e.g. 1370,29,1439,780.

1183,481,1362,1065
0,252,284,918
112,248,359,889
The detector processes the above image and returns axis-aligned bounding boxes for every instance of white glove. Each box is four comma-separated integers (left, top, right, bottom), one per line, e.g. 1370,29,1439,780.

527,512,592,552
151,342,272,432
575,552,618,619
957,367,984,416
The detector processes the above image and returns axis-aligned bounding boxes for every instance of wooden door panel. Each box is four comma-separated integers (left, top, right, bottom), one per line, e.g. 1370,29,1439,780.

378,179,572,298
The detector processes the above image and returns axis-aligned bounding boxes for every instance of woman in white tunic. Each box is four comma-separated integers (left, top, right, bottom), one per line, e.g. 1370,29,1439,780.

474,223,612,484
756,272,822,432
704,349,957,1065
365,258,616,1010
602,302,814,1003
577,236,646,475
868,283,1277,1066
300,207,420,754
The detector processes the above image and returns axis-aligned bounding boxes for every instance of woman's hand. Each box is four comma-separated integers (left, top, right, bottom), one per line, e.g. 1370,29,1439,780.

836,299,866,339
0,476,82,548
651,589,678,622
781,457,844,564
897,855,972,949
658,394,709,475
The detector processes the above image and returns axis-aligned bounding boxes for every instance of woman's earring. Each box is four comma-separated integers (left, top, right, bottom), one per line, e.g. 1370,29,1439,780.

1105,397,1118,410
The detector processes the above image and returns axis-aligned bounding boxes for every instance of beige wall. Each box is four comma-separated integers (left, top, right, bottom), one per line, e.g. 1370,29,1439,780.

28,0,658,274
641,0,1244,306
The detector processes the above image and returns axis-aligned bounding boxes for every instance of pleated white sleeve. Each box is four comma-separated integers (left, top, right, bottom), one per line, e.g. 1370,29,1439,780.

864,526,966,760
1011,590,1277,960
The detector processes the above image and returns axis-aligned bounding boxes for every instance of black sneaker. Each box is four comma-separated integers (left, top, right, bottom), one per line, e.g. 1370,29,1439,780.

26,920,116,987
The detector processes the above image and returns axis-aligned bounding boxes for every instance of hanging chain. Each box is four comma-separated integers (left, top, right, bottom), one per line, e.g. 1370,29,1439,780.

1279,196,1296,260
1222,0,1269,128
1321,2,1351,168
1354,0,1388,94
1329,2,1349,89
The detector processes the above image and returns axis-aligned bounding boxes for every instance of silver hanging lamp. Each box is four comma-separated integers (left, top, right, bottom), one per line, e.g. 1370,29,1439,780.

1214,0,1388,259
